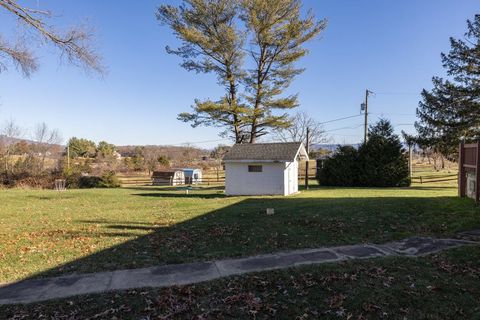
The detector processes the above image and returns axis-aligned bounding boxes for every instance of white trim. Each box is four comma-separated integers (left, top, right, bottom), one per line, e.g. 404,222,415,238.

294,144,309,161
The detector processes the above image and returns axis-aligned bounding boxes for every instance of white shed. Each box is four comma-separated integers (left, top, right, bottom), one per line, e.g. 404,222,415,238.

183,168,202,184
152,170,185,186
223,142,309,196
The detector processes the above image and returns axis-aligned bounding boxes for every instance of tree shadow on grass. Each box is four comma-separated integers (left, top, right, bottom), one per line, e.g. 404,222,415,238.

3,192,480,286
26,195,76,200
133,192,226,199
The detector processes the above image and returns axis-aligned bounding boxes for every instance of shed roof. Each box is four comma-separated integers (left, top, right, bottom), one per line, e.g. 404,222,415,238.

152,169,183,178
223,142,308,162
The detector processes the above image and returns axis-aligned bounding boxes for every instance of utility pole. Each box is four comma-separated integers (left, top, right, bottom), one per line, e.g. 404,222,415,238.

305,127,310,190
408,144,413,179
362,90,372,143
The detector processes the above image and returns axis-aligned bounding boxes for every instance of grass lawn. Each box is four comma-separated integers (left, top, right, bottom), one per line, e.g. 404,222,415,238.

0,174,479,284
1,172,480,318
2,246,480,319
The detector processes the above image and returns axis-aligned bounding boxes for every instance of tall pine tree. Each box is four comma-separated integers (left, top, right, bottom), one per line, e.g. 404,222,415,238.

157,0,249,143
158,0,326,143
416,15,480,156
241,0,326,142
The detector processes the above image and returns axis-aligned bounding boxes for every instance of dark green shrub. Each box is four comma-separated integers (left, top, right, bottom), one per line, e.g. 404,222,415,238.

318,119,411,187
99,171,121,188
66,171,120,189
65,172,81,188
78,176,103,188
62,161,94,188
318,146,359,186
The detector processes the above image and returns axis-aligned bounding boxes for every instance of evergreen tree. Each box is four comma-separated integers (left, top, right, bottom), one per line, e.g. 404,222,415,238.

158,0,248,142
157,0,326,143
317,146,358,187
318,119,410,187
415,15,480,156
357,119,410,187
241,0,326,142
67,137,96,158
96,141,116,158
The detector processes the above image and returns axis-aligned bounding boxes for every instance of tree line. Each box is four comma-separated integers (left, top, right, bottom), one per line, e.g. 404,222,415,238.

0,117,223,188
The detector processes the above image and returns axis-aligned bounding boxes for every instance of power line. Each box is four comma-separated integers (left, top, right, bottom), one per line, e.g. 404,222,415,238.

370,112,416,116
323,122,414,135
394,123,415,127
318,114,363,125
324,124,364,133
329,133,362,138
374,92,419,96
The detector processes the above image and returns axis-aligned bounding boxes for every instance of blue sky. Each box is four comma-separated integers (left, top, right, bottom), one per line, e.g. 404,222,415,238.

0,0,478,148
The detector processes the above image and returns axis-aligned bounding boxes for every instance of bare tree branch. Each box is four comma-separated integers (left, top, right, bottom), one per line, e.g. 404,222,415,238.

0,35,38,77
0,119,23,173
0,0,105,76
32,122,62,169
273,111,329,146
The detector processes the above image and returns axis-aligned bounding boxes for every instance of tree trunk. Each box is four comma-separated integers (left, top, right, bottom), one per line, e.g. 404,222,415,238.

249,49,266,144
227,68,243,144
250,133,256,144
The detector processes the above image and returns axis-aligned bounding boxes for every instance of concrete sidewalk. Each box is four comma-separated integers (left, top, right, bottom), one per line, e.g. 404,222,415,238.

0,235,477,305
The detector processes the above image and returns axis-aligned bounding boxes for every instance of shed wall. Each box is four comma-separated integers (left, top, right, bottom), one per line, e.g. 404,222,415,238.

225,162,286,195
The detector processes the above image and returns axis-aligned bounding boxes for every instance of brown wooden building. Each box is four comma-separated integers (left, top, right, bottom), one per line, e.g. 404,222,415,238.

458,142,480,203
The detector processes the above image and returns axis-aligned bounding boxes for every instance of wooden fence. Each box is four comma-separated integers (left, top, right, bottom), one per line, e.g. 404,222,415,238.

118,176,225,187
411,174,458,184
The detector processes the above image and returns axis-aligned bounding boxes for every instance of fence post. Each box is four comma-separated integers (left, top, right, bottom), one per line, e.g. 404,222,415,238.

408,144,413,179
458,141,465,197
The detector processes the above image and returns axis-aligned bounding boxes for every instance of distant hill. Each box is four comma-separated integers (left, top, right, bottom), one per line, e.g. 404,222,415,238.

116,145,210,160
0,135,63,148
0,135,32,145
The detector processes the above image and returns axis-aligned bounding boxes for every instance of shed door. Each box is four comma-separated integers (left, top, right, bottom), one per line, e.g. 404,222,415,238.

288,165,294,194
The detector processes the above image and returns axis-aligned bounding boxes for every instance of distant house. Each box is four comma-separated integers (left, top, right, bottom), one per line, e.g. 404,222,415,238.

152,170,185,186
183,168,202,184
223,142,309,196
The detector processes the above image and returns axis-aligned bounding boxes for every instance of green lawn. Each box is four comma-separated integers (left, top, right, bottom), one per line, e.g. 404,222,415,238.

0,175,478,284
1,174,480,318
2,246,480,319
